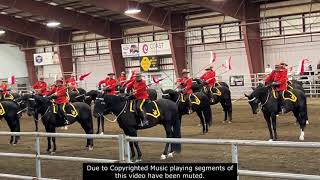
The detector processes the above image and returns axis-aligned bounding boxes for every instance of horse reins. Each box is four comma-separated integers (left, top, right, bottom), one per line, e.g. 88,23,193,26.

97,98,128,123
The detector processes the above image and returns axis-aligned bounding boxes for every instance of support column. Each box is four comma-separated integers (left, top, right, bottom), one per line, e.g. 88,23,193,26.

24,49,37,85
109,22,125,76
242,3,264,74
169,14,187,77
57,45,73,80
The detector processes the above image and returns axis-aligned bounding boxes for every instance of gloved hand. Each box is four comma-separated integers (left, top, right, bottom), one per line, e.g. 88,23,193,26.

103,87,111,92
50,95,57,100
203,81,208,85
271,82,280,87
127,94,136,100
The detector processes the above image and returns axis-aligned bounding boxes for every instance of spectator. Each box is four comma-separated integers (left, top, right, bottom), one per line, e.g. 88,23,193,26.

265,64,273,74
308,65,313,71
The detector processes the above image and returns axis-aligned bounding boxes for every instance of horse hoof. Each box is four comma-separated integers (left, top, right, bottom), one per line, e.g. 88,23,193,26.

12,143,17,146
50,151,56,155
306,121,310,125
160,154,167,160
135,158,142,163
228,121,232,124
88,146,94,151
64,126,68,130
299,136,305,141
167,152,174,158
268,139,273,142
100,132,104,135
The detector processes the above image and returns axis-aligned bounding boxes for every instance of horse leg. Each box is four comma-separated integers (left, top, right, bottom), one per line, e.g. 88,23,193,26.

78,117,94,150
196,110,206,134
34,113,39,132
227,101,233,123
46,137,52,153
13,116,21,145
263,113,274,141
101,116,105,134
96,117,100,134
271,114,277,141
5,117,16,145
295,110,307,141
161,123,174,160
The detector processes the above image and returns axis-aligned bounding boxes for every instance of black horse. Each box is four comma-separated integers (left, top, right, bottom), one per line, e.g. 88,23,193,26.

0,100,21,145
162,89,212,134
245,86,308,141
192,79,229,92
207,86,233,123
93,94,181,161
67,88,87,103
87,89,158,134
22,94,94,153
288,80,304,93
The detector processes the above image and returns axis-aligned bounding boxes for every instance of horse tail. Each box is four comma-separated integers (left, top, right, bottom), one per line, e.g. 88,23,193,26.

204,106,213,126
172,113,181,153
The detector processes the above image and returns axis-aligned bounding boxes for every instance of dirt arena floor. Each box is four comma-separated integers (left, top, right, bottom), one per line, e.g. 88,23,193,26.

0,99,320,180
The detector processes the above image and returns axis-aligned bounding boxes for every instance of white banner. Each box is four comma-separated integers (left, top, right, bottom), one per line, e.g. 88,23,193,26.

33,52,56,66
139,40,171,56
121,43,139,58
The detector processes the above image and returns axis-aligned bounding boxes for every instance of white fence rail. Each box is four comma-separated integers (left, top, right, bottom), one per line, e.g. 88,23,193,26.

0,132,320,180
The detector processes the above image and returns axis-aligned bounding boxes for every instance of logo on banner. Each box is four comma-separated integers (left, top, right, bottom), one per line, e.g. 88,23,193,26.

35,55,43,64
140,56,159,72
142,44,148,54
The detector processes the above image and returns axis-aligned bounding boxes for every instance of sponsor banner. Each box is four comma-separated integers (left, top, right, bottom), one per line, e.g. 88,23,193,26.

33,52,58,66
139,40,171,56
121,43,139,58
140,56,159,72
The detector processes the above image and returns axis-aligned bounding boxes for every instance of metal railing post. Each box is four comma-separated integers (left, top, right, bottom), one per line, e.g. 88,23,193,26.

118,134,125,162
125,138,131,163
231,144,239,180
35,134,42,179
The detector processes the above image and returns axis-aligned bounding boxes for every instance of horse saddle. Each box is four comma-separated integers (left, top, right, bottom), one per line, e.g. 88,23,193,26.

282,90,297,102
0,93,14,100
0,102,5,116
210,87,222,96
130,100,161,119
180,94,201,105
52,103,79,118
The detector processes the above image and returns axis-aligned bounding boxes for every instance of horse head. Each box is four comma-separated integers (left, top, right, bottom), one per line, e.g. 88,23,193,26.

162,89,179,101
93,94,113,118
244,87,270,114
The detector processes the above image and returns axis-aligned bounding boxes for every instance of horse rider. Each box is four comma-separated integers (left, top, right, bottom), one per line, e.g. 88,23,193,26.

265,62,288,111
0,80,9,100
46,79,70,125
118,71,127,87
126,72,151,127
176,69,193,114
65,74,78,92
98,72,117,95
32,77,48,96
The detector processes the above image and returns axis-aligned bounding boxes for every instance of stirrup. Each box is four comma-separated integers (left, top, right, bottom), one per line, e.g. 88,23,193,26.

64,119,70,125
138,120,149,127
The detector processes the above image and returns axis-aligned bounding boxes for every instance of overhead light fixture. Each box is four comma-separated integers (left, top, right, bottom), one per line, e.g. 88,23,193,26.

46,21,61,27
0,30,5,35
125,8,141,14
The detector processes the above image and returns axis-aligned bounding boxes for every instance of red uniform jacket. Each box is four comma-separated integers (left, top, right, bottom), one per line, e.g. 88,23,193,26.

0,83,8,95
65,77,77,90
126,80,149,100
32,81,48,95
177,77,193,94
118,75,127,87
265,69,288,91
98,78,117,95
200,70,216,87
47,85,69,104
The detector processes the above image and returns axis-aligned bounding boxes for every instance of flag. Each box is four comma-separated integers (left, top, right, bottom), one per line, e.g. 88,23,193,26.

210,51,216,63
79,72,92,81
152,76,167,84
223,56,232,70
8,75,15,85
298,59,307,75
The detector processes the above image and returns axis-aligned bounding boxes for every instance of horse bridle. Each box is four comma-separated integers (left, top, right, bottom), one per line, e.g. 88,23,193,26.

248,90,271,108
95,97,128,123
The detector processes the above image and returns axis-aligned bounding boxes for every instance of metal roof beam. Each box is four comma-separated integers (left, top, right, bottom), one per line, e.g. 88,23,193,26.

0,0,112,37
